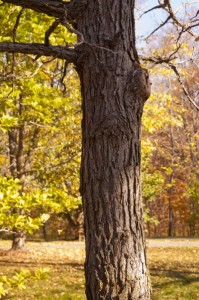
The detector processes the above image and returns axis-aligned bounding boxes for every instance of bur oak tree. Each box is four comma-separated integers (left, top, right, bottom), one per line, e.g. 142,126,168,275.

0,0,198,299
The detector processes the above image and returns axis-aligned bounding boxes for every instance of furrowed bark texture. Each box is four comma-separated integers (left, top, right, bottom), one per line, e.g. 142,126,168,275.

76,0,151,299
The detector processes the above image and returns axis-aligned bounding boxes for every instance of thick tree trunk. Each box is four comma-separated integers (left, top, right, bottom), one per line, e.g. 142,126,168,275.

11,232,26,250
76,1,151,299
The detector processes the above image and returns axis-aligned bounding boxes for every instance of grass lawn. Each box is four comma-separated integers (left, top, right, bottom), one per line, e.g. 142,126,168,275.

0,240,198,299
148,247,199,300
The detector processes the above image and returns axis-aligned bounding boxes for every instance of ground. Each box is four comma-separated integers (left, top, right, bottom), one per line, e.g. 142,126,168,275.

0,238,198,299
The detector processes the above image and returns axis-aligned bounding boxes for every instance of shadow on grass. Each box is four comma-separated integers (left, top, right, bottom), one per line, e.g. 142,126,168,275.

150,267,199,288
0,260,83,269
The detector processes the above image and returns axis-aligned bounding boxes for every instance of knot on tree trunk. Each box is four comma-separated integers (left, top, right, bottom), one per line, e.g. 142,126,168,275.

129,67,151,103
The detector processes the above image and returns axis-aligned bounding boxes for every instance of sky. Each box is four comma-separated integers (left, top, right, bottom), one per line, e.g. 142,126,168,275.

136,0,199,41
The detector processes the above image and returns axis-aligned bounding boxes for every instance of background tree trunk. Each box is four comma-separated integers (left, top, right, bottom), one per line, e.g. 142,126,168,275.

76,0,151,298
42,223,48,241
11,232,26,250
8,96,27,250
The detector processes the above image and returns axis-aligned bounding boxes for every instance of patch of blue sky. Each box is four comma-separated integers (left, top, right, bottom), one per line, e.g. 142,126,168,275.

136,0,199,43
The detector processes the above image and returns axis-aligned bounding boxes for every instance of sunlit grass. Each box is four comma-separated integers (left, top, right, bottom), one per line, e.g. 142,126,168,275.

148,247,199,300
0,240,198,299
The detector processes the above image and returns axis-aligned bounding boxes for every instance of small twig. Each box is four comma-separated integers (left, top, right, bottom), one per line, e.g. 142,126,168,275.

145,0,197,42
140,45,181,66
164,0,196,39
61,12,84,47
139,5,163,18
191,57,199,70
145,15,171,40
59,60,68,92
41,57,57,64
190,9,199,20
168,62,199,110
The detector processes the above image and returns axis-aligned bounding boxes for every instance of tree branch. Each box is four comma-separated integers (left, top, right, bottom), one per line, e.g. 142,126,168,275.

45,19,60,46
140,45,181,66
140,5,164,18
61,11,84,46
145,0,197,41
140,48,199,111
0,228,16,234
168,62,199,111
1,0,88,21
163,0,197,39
146,15,171,40
13,8,25,42
0,42,77,62
2,0,70,18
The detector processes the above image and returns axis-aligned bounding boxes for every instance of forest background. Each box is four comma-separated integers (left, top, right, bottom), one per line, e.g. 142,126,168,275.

0,0,198,249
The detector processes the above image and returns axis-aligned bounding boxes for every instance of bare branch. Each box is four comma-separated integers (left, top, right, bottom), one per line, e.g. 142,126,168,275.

0,42,77,62
13,8,25,42
139,0,169,18
45,19,60,46
184,22,199,32
61,12,84,47
139,5,163,18
140,45,181,66
140,45,199,110
145,0,197,41
146,15,171,40
191,9,199,20
141,55,176,66
59,60,68,92
163,0,197,39
168,62,199,111
1,0,88,21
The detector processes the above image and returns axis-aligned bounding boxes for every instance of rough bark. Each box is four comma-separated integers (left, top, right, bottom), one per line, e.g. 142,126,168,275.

0,0,151,297
76,0,151,298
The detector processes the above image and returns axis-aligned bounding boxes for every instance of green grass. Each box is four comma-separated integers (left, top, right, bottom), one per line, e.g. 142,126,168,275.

148,247,199,300
0,240,198,299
